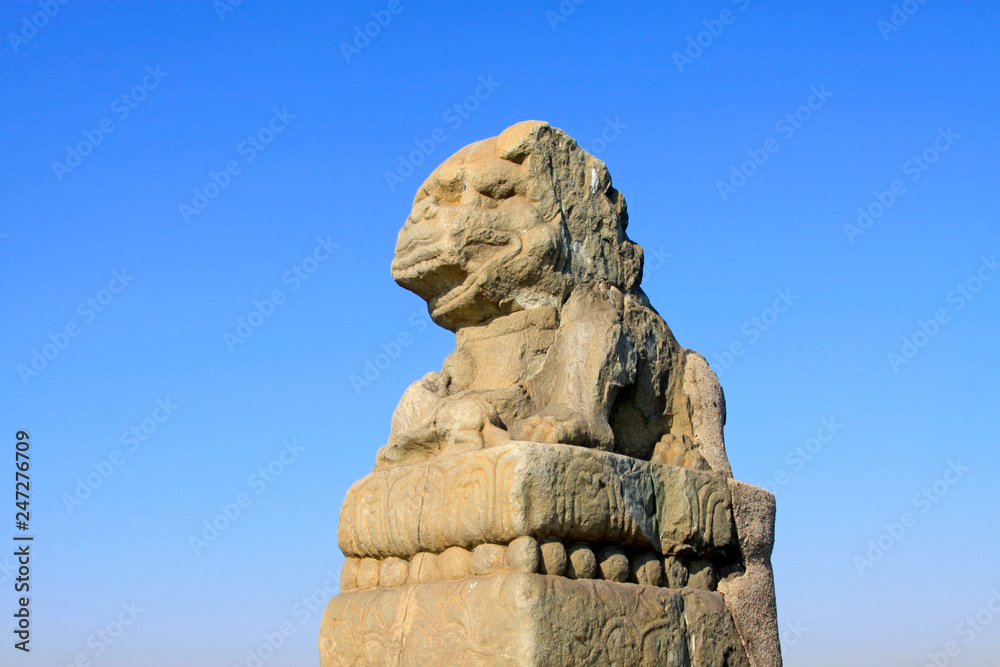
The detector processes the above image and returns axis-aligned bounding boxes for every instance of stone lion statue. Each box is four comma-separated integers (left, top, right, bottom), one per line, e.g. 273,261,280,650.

376,121,732,474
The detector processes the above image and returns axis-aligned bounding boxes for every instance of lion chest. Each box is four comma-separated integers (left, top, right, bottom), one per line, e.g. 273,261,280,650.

447,308,558,391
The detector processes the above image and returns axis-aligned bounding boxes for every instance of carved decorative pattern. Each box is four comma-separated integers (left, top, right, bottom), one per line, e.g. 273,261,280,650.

319,574,749,666
338,443,675,560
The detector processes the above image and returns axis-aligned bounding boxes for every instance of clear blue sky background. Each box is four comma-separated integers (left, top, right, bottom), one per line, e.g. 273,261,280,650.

2,1,998,665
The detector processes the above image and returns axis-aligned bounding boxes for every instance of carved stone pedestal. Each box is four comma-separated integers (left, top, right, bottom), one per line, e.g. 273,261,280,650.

320,442,760,666
320,573,748,666
336,442,738,561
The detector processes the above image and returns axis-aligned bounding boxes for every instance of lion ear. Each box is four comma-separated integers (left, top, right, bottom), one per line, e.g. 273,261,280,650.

496,120,550,163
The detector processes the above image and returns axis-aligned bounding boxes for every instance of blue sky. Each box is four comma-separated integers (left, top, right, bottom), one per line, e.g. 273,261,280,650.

1,1,998,665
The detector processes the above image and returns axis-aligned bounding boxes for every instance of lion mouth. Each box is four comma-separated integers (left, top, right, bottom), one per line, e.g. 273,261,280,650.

430,272,478,312
390,246,440,273
392,245,473,310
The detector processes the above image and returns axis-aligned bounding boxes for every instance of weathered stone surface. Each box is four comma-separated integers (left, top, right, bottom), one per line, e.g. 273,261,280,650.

356,558,379,591
379,557,408,588
471,543,506,576
407,552,438,584
596,546,630,582
320,121,780,665
505,535,540,573
680,352,733,477
684,587,749,667
719,479,782,667
438,546,472,580
651,433,711,472
339,441,738,561
539,539,567,576
319,573,749,666
664,556,689,589
688,560,718,591
651,460,737,558
339,557,358,592
631,551,664,587
566,543,597,580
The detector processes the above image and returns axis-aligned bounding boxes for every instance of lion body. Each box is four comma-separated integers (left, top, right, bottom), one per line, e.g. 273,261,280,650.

376,121,729,473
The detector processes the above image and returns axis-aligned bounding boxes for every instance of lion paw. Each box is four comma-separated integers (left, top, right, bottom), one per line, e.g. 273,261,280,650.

513,414,567,444
511,413,599,447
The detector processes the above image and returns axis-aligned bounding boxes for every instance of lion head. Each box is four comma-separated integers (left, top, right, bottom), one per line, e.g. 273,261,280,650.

391,121,644,331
